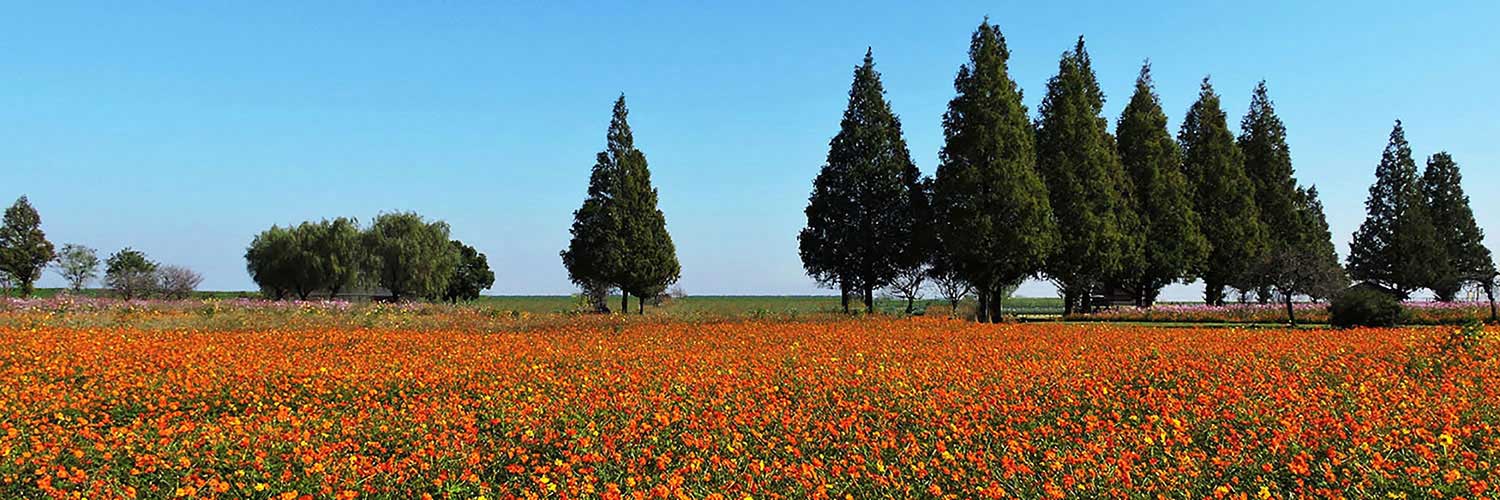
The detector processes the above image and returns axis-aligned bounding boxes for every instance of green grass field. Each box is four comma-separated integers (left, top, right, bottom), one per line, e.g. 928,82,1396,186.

26,288,1067,316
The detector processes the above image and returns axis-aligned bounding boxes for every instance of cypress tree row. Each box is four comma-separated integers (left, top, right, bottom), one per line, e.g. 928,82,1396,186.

1116,62,1208,306
932,19,1056,323
1034,37,1140,315
798,49,927,314
1238,81,1302,302
1178,78,1268,305
1348,121,1445,298
1421,152,1494,301
562,96,680,314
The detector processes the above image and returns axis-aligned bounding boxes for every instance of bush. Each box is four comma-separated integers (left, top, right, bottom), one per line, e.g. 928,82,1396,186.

1329,288,1402,328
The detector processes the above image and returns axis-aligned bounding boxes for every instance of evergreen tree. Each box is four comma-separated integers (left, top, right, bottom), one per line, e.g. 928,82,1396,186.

1348,121,1445,298
562,96,679,314
1034,37,1140,314
1179,78,1268,305
1117,62,1207,306
610,97,680,314
931,19,1056,322
562,97,632,313
1421,152,1494,300
0,196,56,297
1238,81,1301,302
798,49,927,314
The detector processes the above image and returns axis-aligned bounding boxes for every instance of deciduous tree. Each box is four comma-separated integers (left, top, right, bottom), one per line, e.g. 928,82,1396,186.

52,243,100,292
363,212,459,301
0,196,56,297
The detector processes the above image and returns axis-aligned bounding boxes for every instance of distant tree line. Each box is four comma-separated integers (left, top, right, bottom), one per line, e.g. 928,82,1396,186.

561,96,681,314
0,195,204,298
245,212,494,302
799,20,1493,323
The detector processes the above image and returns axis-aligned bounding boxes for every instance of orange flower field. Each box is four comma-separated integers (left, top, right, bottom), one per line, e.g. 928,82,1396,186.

3,318,1498,499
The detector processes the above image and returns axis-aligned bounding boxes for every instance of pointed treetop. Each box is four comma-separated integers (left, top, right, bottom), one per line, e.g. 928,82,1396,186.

607,94,634,152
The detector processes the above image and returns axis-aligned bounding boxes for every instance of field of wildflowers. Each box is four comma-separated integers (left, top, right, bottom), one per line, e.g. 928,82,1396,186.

2,303,1498,499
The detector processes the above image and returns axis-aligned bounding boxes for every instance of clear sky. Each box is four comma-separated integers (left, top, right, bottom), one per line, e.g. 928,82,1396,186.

3,1,1496,299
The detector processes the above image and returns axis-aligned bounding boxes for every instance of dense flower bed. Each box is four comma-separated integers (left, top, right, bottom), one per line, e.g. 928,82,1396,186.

2,318,1497,498
1081,300,1495,324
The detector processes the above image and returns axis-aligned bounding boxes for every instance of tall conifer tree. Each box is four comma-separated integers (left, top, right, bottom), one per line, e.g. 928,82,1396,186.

932,19,1056,322
610,100,681,314
1116,62,1207,306
1034,37,1140,314
1421,152,1494,301
1179,78,1267,305
562,96,633,312
799,49,926,314
1238,81,1301,301
1348,121,1445,298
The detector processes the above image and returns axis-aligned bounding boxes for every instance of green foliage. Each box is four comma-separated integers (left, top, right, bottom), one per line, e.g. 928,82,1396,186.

1421,152,1494,300
1035,37,1140,313
52,243,100,292
799,49,928,313
0,196,57,296
1328,287,1403,328
1179,78,1268,305
562,95,680,313
1238,81,1303,299
1116,62,1207,305
104,248,157,300
363,212,459,301
245,225,312,300
442,240,495,302
1348,121,1446,297
931,19,1056,322
304,217,365,298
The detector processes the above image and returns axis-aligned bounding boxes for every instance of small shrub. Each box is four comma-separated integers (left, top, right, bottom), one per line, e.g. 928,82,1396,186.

1329,288,1402,328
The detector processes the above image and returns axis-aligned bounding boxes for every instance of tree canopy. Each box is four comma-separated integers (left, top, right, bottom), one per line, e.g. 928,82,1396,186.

1421,152,1494,300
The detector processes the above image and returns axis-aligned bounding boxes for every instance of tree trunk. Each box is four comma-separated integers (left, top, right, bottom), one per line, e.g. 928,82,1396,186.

864,286,875,314
1062,288,1076,317
990,288,1004,323
1285,295,1296,327
1204,280,1224,307
1485,281,1497,323
905,296,915,315
621,293,629,315
976,288,990,323
840,280,850,314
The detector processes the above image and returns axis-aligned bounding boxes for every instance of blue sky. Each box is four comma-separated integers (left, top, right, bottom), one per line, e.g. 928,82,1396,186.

2,1,1496,298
